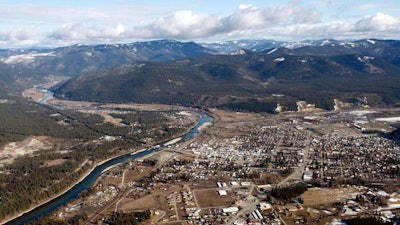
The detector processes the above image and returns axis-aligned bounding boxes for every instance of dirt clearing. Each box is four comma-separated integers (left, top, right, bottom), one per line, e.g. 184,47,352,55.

300,187,358,206
194,189,236,208
0,136,53,166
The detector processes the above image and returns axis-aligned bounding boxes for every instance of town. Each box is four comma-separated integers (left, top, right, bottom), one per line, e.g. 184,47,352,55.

49,107,400,225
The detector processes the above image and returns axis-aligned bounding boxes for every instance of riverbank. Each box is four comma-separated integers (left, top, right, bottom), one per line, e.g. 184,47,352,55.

0,149,130,225
198,122,212,131
3,111,212,225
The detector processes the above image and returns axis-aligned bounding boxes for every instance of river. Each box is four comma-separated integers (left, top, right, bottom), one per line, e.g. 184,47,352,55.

36,86,54,105
5,92,212,225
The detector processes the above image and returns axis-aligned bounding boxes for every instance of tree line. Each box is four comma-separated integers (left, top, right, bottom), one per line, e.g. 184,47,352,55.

0,96,194,221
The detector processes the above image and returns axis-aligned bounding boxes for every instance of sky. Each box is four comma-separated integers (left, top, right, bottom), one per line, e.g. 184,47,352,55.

0,0,399,48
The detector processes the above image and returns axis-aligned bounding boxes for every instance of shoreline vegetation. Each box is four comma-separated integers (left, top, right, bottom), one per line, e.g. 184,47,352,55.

1,110,207,225
0,149,135,225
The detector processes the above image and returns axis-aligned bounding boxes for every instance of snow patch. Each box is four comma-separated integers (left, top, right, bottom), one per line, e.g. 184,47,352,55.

326,219,346,225
341,42,357,48
376,117,400,122
377,190,389,197
357,56,374,62
387,204,400,209
282,42,312,49
367,39,376,45
354,120,368,124
345,110,377,117
321,40,331,46
230,49,246,55
364,56,374,60
267,48,277,55
274,57,285,62
1,52,55,64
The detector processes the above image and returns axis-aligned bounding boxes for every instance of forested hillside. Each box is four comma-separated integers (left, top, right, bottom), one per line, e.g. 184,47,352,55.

0,40,215,92
53,40,400,112
0,95,194,220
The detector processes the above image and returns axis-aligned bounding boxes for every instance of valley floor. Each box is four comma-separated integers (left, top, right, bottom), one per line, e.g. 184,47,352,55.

2,85,400,224
37,105,400,225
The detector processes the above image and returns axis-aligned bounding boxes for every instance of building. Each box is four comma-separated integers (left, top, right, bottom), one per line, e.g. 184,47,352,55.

222,207,239,213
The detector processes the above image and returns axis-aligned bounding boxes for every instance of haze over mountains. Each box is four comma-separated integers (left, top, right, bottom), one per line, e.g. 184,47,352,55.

1,39,400,112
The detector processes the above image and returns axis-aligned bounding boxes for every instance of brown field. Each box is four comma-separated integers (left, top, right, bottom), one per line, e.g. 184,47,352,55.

300,187,358,206
22,88,47,102
177,155,195,161
210,108,267,138
123,166,153,184
119,185,182,212
120,194,158,211
22,77,68,102
211,108,264,123
194,189,236,208
47,99,190,112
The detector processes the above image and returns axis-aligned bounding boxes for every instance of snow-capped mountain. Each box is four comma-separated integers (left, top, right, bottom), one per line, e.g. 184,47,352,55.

1,38,400,93
200,40,283,53
0,40,215,76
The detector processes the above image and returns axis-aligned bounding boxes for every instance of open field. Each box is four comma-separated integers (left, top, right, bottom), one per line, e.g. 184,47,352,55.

210,108,265,123
122,166,153,184
22,77,68,102
48,98,192,112
300,187,358,206
0,136,53,166
119,185,182,212
194,189,236,208
210,108,267,138
22,88,47,102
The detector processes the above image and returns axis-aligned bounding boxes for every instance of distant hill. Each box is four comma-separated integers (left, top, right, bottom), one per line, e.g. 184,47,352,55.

52,39,400,112
0,40,215,91
200,40,283,53
2,38,400,112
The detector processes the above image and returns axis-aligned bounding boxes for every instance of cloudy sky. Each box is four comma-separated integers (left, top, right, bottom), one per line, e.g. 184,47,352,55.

0,0,399,48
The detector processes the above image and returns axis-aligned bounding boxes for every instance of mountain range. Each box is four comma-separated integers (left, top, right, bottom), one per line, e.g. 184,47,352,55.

0,40,214,91
1,39,400,112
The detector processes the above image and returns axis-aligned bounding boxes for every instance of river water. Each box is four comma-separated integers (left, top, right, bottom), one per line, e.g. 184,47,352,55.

36,86,54,105
5,92,212,225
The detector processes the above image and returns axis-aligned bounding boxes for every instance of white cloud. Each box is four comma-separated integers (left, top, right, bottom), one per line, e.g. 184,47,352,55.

0,2,399,48
355,12,400,31
324,21,355,34
0,27,42,47
50,23,125,42
225,4,271,28
129,2,322,40
130,10,223,39
222,2,321,30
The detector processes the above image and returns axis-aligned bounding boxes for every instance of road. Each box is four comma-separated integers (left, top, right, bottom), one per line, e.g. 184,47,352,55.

276,164,305,187
224,184,257,225
276,130,311,187
85,192,124,225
